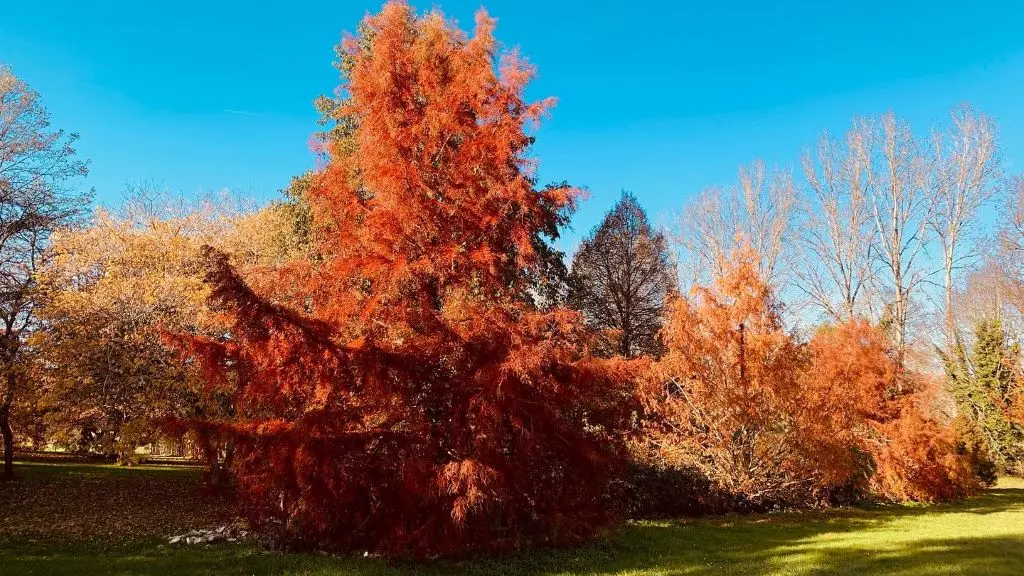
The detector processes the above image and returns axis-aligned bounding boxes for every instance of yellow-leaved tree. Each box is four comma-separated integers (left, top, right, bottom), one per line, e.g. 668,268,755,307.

32,192,304,472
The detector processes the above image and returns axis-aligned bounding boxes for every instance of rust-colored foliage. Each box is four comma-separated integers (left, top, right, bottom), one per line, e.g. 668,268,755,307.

1015,391,1024,428
804,322,980,502
643,242,979,507
641,243,817,507
795,319,897,496
173,2,633,557
869,403,980,502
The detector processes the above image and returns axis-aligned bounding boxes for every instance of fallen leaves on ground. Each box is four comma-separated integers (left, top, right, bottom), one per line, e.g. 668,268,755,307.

0,462,237,543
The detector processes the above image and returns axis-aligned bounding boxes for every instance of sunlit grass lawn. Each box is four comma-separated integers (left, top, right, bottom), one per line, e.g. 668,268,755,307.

2,461,1022,575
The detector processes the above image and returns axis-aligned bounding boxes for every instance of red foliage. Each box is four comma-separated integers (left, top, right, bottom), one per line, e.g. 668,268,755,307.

173,2,634,557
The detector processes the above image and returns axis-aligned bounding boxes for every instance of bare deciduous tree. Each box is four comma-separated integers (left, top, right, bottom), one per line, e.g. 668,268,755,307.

864,113,935,366
994,177,1024,320
1002,177,1024,251
0,64,90,480
951,258,1020,338
676,160,796,290
929,105,1001,346
797,125,877,321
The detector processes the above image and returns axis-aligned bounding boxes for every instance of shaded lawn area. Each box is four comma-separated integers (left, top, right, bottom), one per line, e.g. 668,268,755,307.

1,462,1022,575
0,461,234,541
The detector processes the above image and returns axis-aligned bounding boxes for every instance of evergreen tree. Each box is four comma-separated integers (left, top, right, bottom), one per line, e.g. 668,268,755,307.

945,318,1024,474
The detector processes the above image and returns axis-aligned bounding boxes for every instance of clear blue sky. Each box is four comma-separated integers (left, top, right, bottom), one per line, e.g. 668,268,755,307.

3,1,1024,251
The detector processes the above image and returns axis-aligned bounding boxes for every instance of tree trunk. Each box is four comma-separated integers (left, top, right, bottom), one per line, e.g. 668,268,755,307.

1,385,14,481
944,261,955,350
201,433,234,490
1,338,19,481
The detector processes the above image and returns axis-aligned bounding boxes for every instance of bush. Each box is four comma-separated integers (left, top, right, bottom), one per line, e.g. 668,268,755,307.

869,406,982,502
610,461,735,519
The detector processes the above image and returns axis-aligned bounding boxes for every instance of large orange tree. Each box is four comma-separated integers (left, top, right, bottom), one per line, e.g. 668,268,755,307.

173,2,634,557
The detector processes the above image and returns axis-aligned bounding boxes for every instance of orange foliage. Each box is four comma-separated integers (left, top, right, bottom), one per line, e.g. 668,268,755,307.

804,323,980,502
642,244,818,506
863,373,981,502
643,242,979,507
869,404,980,502
795,319,897,495
173,2,634,557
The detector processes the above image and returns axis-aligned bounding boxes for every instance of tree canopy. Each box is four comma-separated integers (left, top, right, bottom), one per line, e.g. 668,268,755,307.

0,63,91,480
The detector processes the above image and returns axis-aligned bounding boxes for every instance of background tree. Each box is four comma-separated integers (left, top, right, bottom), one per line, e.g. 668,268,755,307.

1002,177,1024,251
643,242,980,507
34,190,303,466
36,206,217,463
568,192,675,357
864,113,935,367
675,160,796,290
995,177,1024,316
928,105,1001,347
943,318,1024,474
642,244,818,506
797,126,877,321
950,259,1021,336
806,320,979,502
0,64,90,480
172,3,634,557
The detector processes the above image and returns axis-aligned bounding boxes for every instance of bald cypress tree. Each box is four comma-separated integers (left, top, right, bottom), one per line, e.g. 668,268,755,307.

172,4,634,556
568,192,675,358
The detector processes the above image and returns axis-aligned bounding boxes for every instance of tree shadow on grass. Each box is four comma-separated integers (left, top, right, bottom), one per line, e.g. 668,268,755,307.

1,485,1022,576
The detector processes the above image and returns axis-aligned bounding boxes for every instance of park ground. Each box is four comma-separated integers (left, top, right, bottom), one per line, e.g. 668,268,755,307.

1,461,1022,575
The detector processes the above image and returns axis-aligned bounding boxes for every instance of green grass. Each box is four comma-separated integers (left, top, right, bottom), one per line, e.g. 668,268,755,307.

2,462,1023,575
